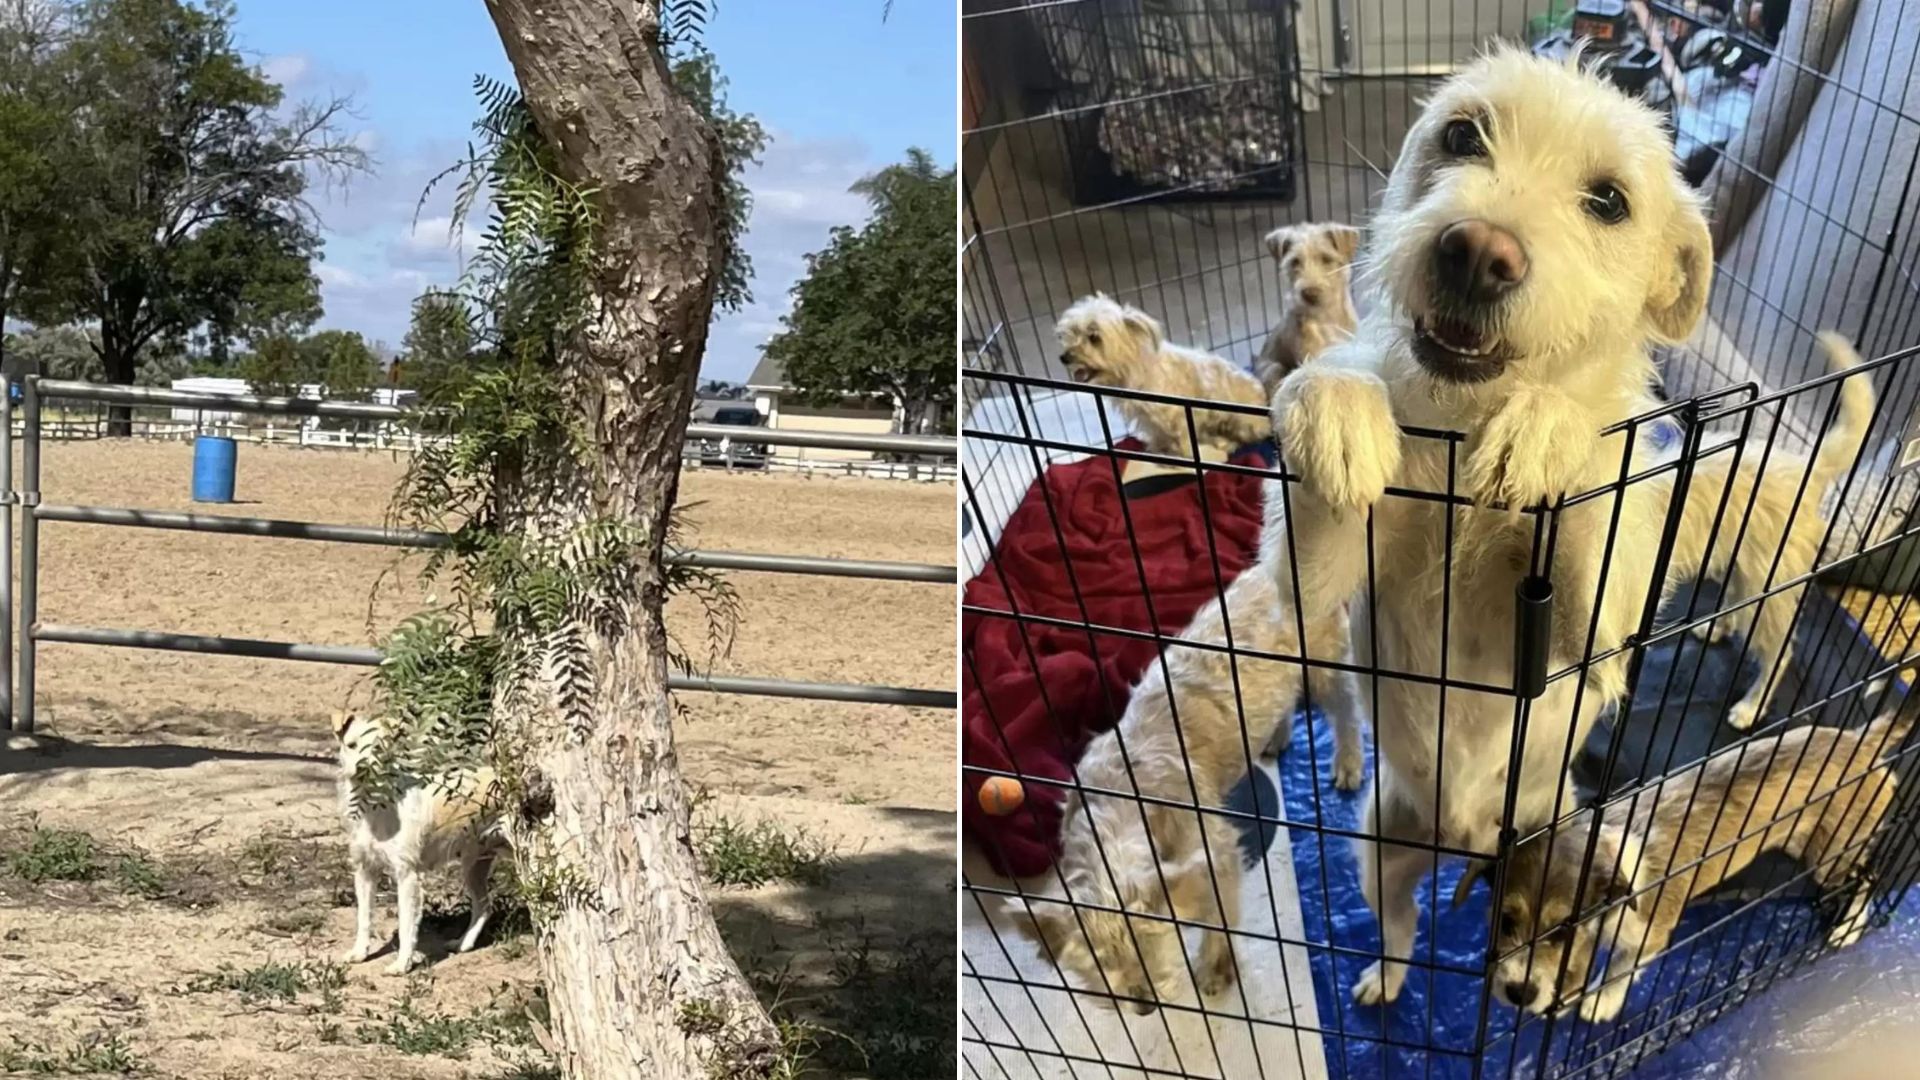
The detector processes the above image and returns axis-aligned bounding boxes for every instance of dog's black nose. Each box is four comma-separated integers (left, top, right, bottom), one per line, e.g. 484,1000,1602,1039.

1435,220,1528,302
1504,981,1538,1007
1299,286,1323,307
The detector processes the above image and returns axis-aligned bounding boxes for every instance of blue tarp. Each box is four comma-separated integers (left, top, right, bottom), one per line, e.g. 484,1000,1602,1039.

1246,589,1916,1078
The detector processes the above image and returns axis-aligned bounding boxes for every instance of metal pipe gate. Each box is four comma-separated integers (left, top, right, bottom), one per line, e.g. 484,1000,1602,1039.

4,377,958,732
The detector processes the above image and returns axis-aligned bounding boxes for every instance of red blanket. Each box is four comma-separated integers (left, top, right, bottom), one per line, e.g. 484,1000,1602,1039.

961,440,1269,878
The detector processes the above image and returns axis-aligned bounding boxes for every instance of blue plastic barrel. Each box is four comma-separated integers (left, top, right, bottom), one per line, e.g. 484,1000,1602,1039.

191,435,237,503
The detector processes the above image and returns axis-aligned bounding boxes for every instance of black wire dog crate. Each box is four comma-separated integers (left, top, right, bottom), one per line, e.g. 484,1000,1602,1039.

960,0,1920,1076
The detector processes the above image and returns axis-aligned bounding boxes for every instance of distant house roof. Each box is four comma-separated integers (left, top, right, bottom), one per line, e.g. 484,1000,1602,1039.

745,353,786,391
691,397,758,422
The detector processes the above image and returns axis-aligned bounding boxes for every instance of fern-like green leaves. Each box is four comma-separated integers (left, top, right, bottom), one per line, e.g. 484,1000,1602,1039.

360,60,747,827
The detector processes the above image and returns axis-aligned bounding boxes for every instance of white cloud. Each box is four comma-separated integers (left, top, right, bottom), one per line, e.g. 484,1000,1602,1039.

260,53,311,89
390,215,477,269
314,262,366,289
304,125,890,382
701,131,880,381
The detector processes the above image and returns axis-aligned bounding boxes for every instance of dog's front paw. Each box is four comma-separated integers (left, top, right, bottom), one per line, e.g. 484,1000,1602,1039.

1331,744,1365,792
1351,960,1404,1006
383,953,421,977
1464,383,1597,514
1827,890,1872,949
341,942,374,965
1725,699,1761,732
1273,367,1400,511
1196,943,1237,999
1578,982,1627,1023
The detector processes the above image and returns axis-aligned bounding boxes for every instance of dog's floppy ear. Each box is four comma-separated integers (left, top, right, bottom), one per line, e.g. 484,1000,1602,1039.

1328,224,1361,264
1119,305,1164,349
330,710,358,741
1646,197,1713,343
1453,858,1492,909
1264,226,1296,262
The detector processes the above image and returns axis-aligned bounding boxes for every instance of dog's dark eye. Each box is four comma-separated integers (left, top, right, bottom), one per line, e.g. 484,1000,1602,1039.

1585,182,1630,224
1442,118,1486,158
1498,913,1516,939
1086,332,1101,346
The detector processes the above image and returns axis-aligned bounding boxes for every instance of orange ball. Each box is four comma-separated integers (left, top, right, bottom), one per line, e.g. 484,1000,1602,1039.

978,776,1026,817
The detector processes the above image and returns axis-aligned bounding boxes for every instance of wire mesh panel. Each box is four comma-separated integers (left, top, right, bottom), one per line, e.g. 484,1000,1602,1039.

1023,0,1301,203
962,0,1920,1076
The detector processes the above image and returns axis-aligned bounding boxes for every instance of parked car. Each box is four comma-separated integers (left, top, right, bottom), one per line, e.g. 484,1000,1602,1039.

694,405,769,468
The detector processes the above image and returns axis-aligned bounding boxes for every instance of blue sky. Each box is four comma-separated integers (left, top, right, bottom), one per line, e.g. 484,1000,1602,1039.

232,1,955,382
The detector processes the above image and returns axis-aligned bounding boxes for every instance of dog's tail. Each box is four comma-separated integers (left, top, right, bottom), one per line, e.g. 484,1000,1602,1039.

1808,332,1875,498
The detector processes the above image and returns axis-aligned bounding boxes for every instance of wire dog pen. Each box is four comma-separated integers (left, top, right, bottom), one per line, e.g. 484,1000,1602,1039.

960,0,1920,1076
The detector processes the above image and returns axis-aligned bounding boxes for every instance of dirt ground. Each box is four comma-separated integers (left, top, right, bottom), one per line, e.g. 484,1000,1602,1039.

0,440,956,1079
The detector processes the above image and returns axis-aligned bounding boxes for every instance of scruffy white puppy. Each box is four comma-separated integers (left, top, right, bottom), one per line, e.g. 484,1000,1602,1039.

1055,293,1270,458
1674,333,1872,732
1033,562,1356,1012
1253,222,1362,400
1461,701,1911,1022
1265,47,1744,1006
334,710,508,974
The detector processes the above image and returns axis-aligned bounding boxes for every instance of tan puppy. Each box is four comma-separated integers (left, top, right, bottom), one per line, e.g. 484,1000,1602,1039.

1460,702,1913,1022
1033,561,1354,1012
1672,333,1874,732
1055,293,1270,459
334,711,508,974
1254,222,1361,399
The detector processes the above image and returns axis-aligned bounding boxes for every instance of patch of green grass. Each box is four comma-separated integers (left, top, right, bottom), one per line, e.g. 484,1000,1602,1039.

680,997,830,1080
111,853,168,900
6,828,104,884
237,835,293,879
814,934,955,1080
487,1064,560,1080
4,825,171,901
186,960,341,1004
695,814,835,889
354,982,536,1059
0,1027,140,1075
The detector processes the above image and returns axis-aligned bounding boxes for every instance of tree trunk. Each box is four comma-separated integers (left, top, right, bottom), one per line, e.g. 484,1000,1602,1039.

99,335,136,438
482,3,778,1078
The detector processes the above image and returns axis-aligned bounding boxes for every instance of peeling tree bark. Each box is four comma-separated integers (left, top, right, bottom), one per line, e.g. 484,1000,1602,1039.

481,3,778,1077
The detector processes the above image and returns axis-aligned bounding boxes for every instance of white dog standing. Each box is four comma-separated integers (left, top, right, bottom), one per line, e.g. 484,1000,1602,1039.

1261,48,1875,1006
335,711,509,974
1055,293,1271,459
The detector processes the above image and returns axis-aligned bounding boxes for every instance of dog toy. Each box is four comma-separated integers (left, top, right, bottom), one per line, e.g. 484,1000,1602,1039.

977,775,1026,817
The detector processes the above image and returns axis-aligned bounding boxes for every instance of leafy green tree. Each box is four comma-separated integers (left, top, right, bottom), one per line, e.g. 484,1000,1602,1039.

359,3,782,1072
15,0,367,432
7,325,103,382
0,1,73,368
312,329,381,401
394,291,477,401
761,147,955,435
239,333,301,398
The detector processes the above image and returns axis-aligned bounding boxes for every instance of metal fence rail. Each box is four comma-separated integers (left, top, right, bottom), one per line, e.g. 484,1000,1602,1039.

30,623,953,708
31,504,955,583
5,377,958,731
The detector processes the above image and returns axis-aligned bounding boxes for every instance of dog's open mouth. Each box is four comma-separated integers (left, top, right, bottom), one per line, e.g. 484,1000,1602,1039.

1411,313,1511,383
